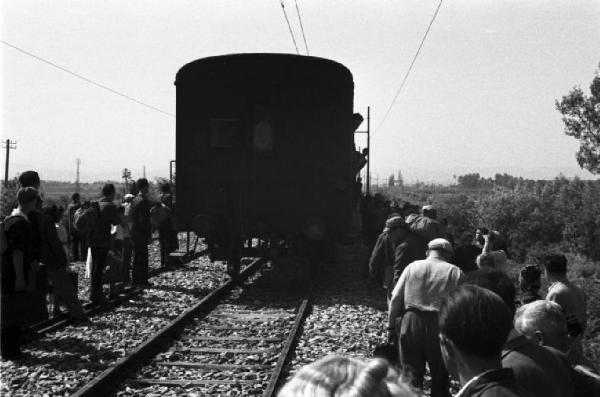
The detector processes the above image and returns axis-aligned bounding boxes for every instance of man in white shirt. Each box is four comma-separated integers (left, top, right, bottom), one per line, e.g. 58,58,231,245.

388,238,463,397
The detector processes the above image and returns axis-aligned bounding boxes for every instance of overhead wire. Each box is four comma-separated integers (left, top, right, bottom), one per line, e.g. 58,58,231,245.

375,0,443,133
279,0,300,54
294,0,310,55
1,40,174,117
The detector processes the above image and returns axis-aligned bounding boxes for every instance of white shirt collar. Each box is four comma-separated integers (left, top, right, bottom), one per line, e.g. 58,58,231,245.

455,369,497,397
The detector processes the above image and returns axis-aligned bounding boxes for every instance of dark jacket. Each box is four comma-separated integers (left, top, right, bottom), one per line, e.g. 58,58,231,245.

130,194,152,244
89,198,121,249
40,213,69,270
393,232,427,285
368,231,395,286
1,215,34,293
458,368,532,397
501,335,574,397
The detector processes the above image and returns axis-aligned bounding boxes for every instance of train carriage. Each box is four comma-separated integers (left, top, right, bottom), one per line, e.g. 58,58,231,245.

175,53,358,273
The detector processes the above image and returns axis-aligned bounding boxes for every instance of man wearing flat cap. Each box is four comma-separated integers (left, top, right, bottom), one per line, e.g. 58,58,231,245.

368,215,408,306
388,238,463,397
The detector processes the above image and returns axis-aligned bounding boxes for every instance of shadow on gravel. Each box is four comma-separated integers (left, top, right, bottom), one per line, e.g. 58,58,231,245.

149,284,214,297
21,336,118,371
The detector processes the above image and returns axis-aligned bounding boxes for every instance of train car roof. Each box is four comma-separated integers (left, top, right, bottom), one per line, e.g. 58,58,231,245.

175,53,353,85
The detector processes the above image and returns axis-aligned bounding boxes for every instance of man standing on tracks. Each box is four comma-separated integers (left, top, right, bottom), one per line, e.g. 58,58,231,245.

130,178,152,288
89,184,122,303
66,193,83,261
387,238,463,397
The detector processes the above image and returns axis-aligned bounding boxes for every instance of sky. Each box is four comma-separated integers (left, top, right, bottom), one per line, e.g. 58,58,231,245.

2,0,599,183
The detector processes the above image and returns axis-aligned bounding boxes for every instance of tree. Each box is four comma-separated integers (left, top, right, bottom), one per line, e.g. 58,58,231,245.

556,64,600,174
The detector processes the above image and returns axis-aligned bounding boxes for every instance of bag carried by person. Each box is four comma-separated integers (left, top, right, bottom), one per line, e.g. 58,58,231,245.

406,214,446,241
85,247,93,279
73,201,100,236
102,250,123,283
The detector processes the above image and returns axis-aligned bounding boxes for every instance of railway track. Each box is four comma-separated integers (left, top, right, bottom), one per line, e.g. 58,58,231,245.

26,249,206,341
70,257,311,396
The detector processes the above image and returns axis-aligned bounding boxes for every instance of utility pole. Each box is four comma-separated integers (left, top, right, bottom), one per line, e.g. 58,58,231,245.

2,139,17,186
122,168,131,193
75,158,81,193
143,165,146,179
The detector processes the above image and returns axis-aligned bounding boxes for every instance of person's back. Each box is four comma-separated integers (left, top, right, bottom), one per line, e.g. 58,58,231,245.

89,199,120,249
393,232,427,285
502,334,574,397
130,195,151,243
546,281,587,332
398,256,463,312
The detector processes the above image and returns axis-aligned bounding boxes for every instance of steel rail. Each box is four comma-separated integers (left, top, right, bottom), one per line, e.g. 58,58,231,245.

263,297,310,396
71,257,266,397
26,249,208,340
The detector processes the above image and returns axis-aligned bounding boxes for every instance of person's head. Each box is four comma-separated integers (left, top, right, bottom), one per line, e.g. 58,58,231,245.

43,205,59,223
426,238,453,261
421,205,437,219
541,253,567,278
438,285,513,379
459,231,474,246
464,269,516,314
514,300,571,353
519,265,542,293
16,187,39,213
278,355,416,397
384,216,408,244
101,183,116,200
18,170,41,189
160,182,172,194
475,227,488,245
136,178,149,195
486,230,507,251
71,192,80,204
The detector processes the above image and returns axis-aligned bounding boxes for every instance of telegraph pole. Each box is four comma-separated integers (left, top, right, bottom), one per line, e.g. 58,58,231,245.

143,165,146,179
75,158,81,193
2,139,17,186
122,168,131,193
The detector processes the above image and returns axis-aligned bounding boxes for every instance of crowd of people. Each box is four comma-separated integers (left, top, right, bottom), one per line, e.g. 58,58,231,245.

0,170,178,359
279,201,599,396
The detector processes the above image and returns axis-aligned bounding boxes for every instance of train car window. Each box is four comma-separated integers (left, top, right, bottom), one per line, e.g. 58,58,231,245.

253,120,273,152
210,119,241,148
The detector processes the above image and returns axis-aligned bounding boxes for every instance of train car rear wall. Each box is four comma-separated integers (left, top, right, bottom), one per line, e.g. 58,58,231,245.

175,54,356,238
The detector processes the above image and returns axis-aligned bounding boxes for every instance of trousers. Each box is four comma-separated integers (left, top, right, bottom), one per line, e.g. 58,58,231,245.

131,239,149,285
398,310,450,397
47,266,86,319
90,247,108,300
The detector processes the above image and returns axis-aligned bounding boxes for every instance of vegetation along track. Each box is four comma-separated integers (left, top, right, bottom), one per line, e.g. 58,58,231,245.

73,257,311,396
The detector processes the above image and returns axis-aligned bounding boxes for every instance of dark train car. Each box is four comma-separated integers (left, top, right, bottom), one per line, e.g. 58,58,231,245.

175,53,357,269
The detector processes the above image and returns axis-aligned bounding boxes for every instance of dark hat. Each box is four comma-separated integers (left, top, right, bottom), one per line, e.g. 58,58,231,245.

17,187,39,205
